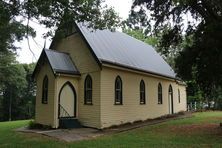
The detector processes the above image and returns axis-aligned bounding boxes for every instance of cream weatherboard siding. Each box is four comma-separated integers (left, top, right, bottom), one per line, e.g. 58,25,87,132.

35,61,56,128
175,84,187,112
100,66,187,128
77,72,101,128
52,33,101,129
53,33,100,73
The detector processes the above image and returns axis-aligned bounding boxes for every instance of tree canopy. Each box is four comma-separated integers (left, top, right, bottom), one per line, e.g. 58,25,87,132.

0,0,119,92
0,0,119,52
122,10,183,69
0,63,36,121
132,0,222,99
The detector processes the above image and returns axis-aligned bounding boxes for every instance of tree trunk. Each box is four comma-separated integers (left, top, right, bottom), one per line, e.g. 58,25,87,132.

9,88,12,121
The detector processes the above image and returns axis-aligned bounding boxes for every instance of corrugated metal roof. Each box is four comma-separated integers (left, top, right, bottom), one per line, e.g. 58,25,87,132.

44,49,79,75
76,23,176,79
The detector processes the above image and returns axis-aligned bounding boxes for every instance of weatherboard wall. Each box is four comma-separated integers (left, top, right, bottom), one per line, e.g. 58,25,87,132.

77,72,101,128
53,33,101,129
174,84,187,113
53,33,100,73
100,66,187,128
35,61,56,128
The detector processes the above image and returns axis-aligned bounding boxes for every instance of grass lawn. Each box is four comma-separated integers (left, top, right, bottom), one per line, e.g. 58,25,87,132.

0,111,222,148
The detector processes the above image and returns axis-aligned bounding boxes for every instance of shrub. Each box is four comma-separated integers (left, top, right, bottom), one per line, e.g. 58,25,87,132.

28,120,52,130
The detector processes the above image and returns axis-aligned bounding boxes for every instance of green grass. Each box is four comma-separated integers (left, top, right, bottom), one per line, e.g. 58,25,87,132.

0,111,222,148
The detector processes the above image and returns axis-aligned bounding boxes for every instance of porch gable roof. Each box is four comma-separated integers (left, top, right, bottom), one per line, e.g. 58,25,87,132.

33,49,80,78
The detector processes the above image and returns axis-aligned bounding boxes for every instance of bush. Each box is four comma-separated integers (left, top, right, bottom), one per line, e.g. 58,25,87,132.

28,120,52,130
177,111,186,115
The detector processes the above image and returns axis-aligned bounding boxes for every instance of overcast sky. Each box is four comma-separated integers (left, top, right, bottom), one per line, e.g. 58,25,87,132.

16,0,133,64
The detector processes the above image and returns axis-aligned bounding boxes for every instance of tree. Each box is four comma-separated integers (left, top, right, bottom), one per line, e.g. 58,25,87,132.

0,93,3,120
122,29,158,47
0,1,34,93
0,0,119,82
122,12,182,68
0,1,119,88
0,0,119,52
21,63,36,119
1,64,27,121
0,63,36,121
132,0,222,103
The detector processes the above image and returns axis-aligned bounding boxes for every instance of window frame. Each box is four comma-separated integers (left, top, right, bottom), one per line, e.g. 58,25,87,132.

115,76,123,105
140,80,146,104
84,75,93,105
42,75,48,104
158,83,163,104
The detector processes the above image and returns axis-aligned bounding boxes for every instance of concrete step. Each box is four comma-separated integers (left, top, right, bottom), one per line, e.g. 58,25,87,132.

59,118,82,129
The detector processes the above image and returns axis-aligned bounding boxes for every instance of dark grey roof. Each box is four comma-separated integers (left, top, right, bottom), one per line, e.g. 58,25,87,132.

33,49,79,77
44,49,79,75
76,23,176,79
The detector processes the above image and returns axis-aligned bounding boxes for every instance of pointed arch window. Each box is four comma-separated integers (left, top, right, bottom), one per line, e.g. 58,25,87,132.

42,75,48,104
140,80,146,104
178,89,181,103
158,83,163,104
169,85,173,101
84,75,92,104
115,76,122,105
169,85,173,95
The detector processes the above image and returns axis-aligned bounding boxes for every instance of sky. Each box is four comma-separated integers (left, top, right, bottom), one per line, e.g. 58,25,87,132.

16,0,133,64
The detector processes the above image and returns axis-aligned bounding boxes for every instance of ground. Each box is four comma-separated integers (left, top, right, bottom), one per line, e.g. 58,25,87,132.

0,111,222,147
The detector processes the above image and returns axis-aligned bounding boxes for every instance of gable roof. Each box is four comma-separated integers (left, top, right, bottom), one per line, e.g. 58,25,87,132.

45,49,79,74
76,23,176,79
33,49,80,77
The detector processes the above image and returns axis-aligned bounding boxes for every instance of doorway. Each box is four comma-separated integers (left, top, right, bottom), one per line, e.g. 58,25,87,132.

58,82,76,118
168,85,174,114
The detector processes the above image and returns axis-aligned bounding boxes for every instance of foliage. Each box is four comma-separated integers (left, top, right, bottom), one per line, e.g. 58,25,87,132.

22,63,36,118
122,7,152,35
122,11,183,68
0,0,35,53
0,0,119,53
0,63,36,121
0,51,16,90
0,96,3,120
132,0,222,103
1,112,222,147
28,120,51,130
0,1,119,92
122,29,158,47
0,1,36,78
1,64,27,121
211,87,222,110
